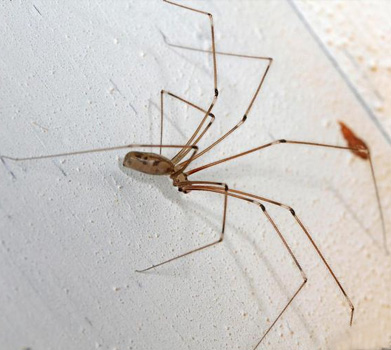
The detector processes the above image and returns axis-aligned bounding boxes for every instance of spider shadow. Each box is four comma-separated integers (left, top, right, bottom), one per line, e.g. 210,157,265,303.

328,183,386,254
149,100,190,144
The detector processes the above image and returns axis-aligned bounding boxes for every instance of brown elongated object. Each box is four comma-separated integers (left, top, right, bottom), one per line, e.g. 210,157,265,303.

339,121,369,160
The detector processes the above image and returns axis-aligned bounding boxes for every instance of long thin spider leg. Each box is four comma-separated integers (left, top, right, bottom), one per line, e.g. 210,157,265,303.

174,187,307,348
226,187,355,326
187,139,362,175
161,33,273,63
135,181,228,273
173,49,272,168
256,280,306,349
187,138,386,255
367,150,388,254
254,206,307,349
163,0,218,96
163,0,219,163
159,90,215,160
0,144,198,164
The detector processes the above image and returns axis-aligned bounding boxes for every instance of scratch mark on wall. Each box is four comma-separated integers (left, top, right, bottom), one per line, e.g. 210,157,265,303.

1,157,16,180
128,102,137,116
32,121,49,133
54,163,67,177
287,0,391,146
84,316,93,327
33,4,42,16
109,79,122,95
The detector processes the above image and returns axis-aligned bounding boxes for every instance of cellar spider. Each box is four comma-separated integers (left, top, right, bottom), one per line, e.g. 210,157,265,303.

1,0,386,348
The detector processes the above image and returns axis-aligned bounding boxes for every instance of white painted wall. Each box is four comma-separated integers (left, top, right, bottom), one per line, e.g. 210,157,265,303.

0,1,390,350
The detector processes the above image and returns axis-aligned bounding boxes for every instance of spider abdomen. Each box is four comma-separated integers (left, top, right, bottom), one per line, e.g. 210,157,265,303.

123,151,174,175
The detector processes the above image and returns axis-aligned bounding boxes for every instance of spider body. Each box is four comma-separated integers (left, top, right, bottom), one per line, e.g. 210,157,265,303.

123,151,190,189
123,151,175,176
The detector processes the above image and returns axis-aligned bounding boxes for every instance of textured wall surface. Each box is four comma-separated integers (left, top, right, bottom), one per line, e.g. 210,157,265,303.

0,1,390,350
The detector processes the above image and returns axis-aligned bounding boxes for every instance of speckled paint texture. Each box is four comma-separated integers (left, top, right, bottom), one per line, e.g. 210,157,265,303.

0,1,390,350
